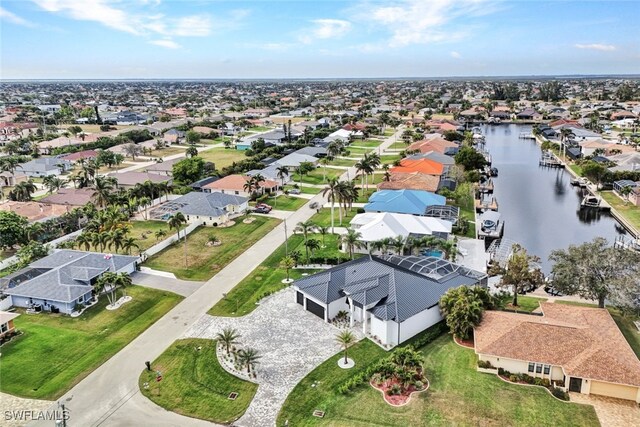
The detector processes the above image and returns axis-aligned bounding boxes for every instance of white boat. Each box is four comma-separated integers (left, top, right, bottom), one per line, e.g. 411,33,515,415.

581,195,601,208
478,210,504,239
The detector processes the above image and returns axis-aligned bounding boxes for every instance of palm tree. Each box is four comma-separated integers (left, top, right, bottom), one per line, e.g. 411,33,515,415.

91,176,115,208
335,330,356,364
295,220,316,262
10,180,37,201
341,229,363,259
276,165,290,188
168,212,188,267
216,327,241,355
304,239,321,262
155,229,167,241
75,232,92,251
138,196,151,220
186,145,198,158
322,178,340,233
42,176,66,194
279,255,295,282
121,237,139,255
237,348,261,373
317,225,329,247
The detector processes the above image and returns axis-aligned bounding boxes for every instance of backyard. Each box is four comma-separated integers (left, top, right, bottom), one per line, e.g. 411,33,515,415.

208,233,344,317
309,207,359,228
78,220,169,254
277,334,599,426
1,285,182,399
350,139,383,148
599,191,640,231
198,147,247,170
295,168,343,185
254,194,308,211
144,216,280,281
139,338,257,424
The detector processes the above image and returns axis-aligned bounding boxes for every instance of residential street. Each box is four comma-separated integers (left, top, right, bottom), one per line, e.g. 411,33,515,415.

28,128,403,427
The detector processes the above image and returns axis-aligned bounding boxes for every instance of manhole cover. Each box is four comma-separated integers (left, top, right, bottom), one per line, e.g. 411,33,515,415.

228,392,239,400
312,410,325,418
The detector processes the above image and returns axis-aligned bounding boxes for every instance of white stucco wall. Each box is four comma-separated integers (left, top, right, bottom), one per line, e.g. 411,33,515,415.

327,298,349,320
398,305,443,344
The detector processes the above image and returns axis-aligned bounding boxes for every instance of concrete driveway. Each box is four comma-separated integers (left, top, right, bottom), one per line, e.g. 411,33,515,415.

131,272,204,297
184,288,363,427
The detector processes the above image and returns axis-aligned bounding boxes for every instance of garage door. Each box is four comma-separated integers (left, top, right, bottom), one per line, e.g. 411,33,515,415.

590,381,638,401
305,298,325,319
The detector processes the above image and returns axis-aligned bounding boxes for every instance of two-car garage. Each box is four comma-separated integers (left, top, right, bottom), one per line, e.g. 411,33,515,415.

296,291,326,320
588,380,640,402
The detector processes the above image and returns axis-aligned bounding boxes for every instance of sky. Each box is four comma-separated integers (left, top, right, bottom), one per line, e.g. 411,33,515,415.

0,0,639,79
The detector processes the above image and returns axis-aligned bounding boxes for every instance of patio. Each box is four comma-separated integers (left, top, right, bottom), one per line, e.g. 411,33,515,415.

183,287,364,427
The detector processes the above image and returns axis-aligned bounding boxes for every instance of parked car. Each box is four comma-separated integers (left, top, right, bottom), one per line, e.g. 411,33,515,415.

255,203,272,212
289,188,301,195
544,286,565,297
253,207,270,214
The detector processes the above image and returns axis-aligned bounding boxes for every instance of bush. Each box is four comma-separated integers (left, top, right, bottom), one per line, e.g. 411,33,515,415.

477,360,495,369
414,380,424,389
407,321,448,350
542,378,550,387
389,384,402,395
509,374,518,382
551,387,569,401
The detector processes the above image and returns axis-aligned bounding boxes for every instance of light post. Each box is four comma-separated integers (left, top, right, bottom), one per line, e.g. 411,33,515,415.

284,218,289,256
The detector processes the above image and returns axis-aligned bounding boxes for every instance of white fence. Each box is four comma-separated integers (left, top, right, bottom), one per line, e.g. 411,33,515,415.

140,220,204,260
0,229,84,271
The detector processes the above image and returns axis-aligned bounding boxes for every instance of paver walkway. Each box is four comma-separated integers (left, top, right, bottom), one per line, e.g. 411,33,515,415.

185,288,362,427
27,127,405,427
570,393,640,427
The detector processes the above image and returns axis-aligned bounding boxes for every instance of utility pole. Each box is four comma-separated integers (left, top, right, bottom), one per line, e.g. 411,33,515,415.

284,219,288,256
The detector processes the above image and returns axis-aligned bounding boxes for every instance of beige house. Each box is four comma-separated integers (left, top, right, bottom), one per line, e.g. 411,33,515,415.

0,311,19,339
474,303,640,402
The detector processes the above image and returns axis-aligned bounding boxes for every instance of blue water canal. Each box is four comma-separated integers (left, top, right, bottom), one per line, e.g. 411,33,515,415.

482,124,626,273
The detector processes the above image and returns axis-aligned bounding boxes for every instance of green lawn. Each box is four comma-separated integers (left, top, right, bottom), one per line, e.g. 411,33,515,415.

1,286,182,399
149,147,185,158
139,338,257,424
506,295,547,313
198,147,247,170
457,206,477,238
355,187,377,203
600,191,640,231
277,335,599,427
255,194,308,211
248,126,273,132
285,185,322,195
569,164,584,176
296,168,343,185
379,154,403,164
388,141,409,150
350,139,383,148
309,208,359,228
208,233,343,317
328,158,357,167
383,129,395,137
80,220,169,254
345,147,373,156
144,216,280,280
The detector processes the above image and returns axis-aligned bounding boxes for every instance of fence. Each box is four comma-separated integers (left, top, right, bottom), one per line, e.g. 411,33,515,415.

0,229,84,271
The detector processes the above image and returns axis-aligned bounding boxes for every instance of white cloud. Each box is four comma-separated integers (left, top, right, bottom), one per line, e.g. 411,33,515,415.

0,6,35,27
149,39,181,49
575,43,616,51
450,51,461,58
362,0,497,47
33,0,140,34
300,19,352,43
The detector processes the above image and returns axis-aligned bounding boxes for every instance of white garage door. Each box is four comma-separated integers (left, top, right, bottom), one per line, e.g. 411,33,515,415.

590,381,638,401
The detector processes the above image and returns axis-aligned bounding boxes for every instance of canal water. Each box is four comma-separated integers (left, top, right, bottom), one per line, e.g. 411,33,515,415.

482,124,626,273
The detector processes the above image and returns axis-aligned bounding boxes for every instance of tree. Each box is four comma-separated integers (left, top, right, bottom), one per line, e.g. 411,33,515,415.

123,142,142,160
341,229,363,259
91,176,115,208
42,175,66,194
439,285,495,340
216,327,241,355
185,130,201,145
168,212,188,267
490,244,544,307
0,211,29,249
185,145,198,158
276,165,289,187
9,180,37,202
581,161,607,186
279,256,295,282
95,272,131,306
317,225,329,247
335,330,356,365
549,237,640,308
304,238,321,261
155,229,167,241
454,146,487,171
237,348,261,373
172,157,205,184
322,178,340,233
121,237,139,255
295,220,316,262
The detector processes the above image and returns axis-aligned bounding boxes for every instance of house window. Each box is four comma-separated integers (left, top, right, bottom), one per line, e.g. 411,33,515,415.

78,295,84,303
544,365,550,375
536,364,543,374
528,362,535,373
1,323,7,333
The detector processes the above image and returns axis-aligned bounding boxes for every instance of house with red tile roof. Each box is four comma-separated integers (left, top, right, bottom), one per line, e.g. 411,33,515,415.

60,150,98,163
390,158,444,176
407,137,459,155
202,174,279,198
377,172,440,193
474,303,640,402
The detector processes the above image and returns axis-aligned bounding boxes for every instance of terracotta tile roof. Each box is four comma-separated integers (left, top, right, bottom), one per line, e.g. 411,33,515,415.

407,138,458,154
60,150,98,162
39,188,96,207
0,201,70,222
474,303,640,387
390,158,444,176
377,172,440,192
202,174,278,191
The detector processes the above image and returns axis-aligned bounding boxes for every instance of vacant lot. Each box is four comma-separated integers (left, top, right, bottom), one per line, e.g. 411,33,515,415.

198,147,247,170
144,216,280,280
1,286,182,399
140,338,257,424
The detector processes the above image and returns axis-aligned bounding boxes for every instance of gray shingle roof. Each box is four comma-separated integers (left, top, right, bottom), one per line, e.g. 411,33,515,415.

294,255,485,323
169,191,247,217
6,250,138,303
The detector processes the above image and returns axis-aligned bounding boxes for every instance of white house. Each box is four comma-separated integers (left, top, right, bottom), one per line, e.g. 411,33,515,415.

151,191,248,226
293,255,486,348
349,212,452,254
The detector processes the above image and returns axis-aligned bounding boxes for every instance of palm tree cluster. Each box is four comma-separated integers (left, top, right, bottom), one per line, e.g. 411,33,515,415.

215,327,261,375
94,271,132,307
294,220,323,263
371,347,427,396
354,152,381,192
439,285,496,340
73,206,140,255
322,178,360,233
243,174,266,198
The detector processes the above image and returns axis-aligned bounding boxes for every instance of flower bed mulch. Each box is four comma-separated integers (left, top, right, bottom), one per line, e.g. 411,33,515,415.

454,336,474,348
370,378,429,406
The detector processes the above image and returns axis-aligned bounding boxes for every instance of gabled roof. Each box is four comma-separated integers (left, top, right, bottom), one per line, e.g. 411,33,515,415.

203,174,278,191
350,212,451,242
364,189,446,216
294,255,484,323
475,303,640,387
377,172,441,193
167,191,248,217
390,158,444,176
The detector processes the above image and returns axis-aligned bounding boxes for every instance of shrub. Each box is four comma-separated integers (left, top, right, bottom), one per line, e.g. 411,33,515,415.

390,384,402,395
542,379,551,387
477,360,495,369
551,387,569,401
534,378,544,386
414,380,424,389
509,375,518,382
408,321,448,350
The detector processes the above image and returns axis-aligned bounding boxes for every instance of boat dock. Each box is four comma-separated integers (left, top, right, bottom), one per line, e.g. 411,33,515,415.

539,152,564,168
476,179,494,194
475,197,499,212
519,132,535,140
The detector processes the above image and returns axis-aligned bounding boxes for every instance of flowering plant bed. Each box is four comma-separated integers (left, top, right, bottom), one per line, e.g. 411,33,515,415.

370,373,429,406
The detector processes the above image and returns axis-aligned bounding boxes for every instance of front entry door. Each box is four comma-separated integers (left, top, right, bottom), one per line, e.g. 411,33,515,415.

569,377,582,392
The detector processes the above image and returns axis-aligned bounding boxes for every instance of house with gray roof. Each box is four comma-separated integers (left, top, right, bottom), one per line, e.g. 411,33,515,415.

3,250,138,315
150,191,248,226
19,157,72,178
293,255,486,348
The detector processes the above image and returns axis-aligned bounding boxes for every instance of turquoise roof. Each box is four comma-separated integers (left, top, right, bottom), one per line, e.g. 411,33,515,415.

364,189,446,215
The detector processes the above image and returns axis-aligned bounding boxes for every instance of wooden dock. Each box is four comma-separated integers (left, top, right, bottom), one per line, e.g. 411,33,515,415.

519,132,535,140
475,197,499,212
476,179,494,194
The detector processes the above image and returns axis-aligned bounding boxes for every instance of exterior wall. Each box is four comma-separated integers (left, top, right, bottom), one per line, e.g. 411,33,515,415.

398,305,443,344
9,295,74,314
327,298,349,320
0,319,16,338
588,380,640,402
479,354,565,382
370,315,390,344
185,213,228,226
206,188,251,198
